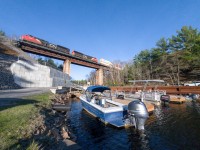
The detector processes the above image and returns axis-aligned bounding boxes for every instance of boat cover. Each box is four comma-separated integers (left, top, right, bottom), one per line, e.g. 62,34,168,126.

86,86,110,93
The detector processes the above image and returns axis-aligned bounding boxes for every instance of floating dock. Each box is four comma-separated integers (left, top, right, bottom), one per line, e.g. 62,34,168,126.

113,98,155,113
169,95,186,104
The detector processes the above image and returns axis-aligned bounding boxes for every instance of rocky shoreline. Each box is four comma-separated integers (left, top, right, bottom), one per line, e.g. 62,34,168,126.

18,93,81,150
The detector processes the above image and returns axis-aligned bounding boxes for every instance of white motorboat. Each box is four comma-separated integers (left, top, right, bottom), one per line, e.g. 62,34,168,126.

80,85,149,130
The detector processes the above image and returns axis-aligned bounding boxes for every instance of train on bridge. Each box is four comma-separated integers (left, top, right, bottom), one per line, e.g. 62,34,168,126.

20,34,123,69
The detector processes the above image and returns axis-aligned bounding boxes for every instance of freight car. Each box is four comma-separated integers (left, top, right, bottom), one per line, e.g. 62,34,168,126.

71,50,98,63
20,35,70,54
99,58,113,67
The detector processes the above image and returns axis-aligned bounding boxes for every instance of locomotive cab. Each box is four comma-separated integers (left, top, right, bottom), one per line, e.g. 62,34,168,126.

21,35,42,45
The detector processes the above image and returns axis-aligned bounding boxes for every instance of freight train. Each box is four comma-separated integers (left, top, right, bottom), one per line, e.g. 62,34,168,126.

71,50,98,63
20,35,70,54
20,34,119,67
99,58,113,67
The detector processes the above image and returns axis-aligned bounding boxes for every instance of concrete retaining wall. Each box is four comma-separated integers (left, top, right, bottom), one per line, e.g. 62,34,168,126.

10,60,70,87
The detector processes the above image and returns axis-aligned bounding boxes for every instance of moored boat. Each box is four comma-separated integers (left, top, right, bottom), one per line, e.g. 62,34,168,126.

127,80,167,102
80,85,149,130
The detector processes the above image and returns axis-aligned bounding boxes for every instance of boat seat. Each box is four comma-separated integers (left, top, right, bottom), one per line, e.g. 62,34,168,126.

98,99,106,107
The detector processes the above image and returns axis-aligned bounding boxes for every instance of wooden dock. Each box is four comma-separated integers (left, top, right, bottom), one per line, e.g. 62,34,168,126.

169,95,186,104
113,98,155,113
111,86,200,95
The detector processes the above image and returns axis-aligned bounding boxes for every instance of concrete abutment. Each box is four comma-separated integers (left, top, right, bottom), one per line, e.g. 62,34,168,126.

96,68,103,85
11,60,71,87
63,59,71,75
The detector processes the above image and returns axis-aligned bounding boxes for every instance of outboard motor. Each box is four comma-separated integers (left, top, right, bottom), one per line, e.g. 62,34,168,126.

161,95,170,104
191,94,199,100
117,94,124,99
127,100,149,130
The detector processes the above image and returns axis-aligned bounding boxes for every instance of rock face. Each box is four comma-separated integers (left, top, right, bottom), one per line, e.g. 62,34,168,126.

0,53,21,90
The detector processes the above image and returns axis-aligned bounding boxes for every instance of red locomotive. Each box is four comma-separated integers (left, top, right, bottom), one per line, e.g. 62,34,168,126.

21,34,70,54
21,35,42,45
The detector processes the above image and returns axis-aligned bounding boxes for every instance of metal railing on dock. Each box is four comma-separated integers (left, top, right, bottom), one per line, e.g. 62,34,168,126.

111,86,200,95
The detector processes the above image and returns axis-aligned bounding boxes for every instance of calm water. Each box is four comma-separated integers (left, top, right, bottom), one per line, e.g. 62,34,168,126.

68,99,200,150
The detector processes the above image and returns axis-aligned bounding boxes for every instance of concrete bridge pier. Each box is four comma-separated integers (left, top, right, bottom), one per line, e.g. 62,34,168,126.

96,68,103,85
63,59,71,75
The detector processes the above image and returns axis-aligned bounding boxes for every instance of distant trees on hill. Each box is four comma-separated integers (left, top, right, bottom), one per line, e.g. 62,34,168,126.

87,26,200,86
37,57,63,70
125,26,200,85
71,80,87,85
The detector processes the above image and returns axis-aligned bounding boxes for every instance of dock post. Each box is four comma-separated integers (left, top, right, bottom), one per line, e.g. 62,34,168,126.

141,92,144,102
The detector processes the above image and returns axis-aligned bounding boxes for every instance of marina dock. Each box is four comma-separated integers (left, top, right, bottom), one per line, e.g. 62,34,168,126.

113,98,155,113
169,95,186,104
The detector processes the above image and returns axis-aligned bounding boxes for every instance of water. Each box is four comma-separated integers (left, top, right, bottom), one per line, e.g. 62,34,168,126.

68,99,200,150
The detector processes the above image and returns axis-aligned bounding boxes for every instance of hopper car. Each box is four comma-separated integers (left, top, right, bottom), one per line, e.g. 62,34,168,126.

71,50,98,63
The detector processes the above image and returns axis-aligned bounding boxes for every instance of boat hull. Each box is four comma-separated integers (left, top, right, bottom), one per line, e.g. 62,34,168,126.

80,98,127,127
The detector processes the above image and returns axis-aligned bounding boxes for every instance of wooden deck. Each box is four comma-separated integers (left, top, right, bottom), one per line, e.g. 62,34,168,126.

111,86,200,94
169,95,186,104
112,98,155,113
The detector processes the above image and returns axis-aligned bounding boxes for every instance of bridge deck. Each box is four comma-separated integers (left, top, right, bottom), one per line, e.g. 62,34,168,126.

18,40,109,69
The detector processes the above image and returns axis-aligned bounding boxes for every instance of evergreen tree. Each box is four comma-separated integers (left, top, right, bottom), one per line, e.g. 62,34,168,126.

0,30,5,36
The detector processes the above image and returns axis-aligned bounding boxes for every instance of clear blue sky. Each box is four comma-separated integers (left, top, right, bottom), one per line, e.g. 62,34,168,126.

0,0,200,80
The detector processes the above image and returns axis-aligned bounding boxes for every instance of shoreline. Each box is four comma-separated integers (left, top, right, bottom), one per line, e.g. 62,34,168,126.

0,92,81,150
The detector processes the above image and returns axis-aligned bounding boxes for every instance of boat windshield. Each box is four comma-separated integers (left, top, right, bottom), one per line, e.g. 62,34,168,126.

85,86,112,102
86,90,111,101
102,90,112,100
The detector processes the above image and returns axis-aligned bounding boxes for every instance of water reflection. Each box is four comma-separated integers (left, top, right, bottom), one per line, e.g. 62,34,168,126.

68,99,200,150
126,127,150,150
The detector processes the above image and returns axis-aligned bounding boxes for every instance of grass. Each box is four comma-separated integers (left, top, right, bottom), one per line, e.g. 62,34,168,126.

0,92,52,150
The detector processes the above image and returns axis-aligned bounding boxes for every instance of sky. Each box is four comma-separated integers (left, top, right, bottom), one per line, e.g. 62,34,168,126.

0,0,200,80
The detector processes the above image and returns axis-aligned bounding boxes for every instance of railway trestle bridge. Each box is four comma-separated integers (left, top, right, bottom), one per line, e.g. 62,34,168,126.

17,40,111,85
